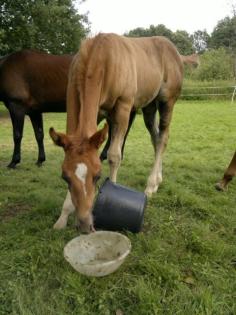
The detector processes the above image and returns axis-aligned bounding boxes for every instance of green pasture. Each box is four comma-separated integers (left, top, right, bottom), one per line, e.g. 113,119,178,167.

0,100,235,315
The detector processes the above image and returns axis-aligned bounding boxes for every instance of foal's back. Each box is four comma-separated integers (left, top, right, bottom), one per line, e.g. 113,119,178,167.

77,33,183,110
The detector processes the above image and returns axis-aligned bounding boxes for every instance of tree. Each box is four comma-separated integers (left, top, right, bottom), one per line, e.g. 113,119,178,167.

210,16,236,51
125,24,174,39
0,29,8,53
172,30,194,55
210,15,236,77
125,24,194,55
126,27,150,38
191,30,210,53
0,0,89,55
148,24,174,39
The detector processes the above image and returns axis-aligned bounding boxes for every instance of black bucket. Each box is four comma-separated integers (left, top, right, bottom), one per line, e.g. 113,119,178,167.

93,178,147,233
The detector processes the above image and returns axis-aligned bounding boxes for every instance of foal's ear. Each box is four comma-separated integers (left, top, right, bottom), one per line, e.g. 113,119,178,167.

89,123,108,149
49,127,70,149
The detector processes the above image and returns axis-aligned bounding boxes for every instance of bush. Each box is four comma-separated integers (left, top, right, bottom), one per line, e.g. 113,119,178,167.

191,48,234,81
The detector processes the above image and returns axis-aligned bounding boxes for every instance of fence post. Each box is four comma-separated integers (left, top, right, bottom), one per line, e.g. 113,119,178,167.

231,86,236,103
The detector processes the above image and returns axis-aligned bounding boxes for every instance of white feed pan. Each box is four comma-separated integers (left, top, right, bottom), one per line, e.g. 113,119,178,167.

64,231,131,277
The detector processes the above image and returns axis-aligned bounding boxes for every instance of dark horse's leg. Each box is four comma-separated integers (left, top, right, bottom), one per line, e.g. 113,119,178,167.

7,102,26,168
29,111,46,166
100,110,136,161
142,100,159,149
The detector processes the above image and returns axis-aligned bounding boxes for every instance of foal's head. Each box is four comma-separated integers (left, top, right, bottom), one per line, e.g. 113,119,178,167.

49,124,108,233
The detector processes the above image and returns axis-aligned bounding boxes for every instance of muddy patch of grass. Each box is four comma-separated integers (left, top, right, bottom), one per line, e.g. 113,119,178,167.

0,202,31,222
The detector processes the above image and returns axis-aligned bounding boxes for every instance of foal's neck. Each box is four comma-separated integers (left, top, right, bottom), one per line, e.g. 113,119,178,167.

76,102,98,140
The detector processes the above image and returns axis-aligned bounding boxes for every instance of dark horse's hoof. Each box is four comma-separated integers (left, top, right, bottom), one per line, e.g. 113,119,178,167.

7,161,18,169
36,161,44,167
36,156,46,167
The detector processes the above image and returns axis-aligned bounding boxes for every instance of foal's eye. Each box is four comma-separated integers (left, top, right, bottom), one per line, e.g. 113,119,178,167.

93,174,101,184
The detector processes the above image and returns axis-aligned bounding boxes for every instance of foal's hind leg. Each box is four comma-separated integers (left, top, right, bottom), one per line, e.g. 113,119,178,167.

142,100,160,180
107,99,133,182
29,112,46,166
145,98,175,196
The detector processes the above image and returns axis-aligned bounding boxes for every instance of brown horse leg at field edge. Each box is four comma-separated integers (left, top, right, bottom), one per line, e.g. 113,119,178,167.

215,151,236,191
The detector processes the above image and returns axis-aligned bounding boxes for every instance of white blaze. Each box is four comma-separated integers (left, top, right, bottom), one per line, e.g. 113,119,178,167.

75,163,88,196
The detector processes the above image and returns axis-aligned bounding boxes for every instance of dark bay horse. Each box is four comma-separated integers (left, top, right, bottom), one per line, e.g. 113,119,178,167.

50,33,190,233
0,50,73,168
215,150,236,191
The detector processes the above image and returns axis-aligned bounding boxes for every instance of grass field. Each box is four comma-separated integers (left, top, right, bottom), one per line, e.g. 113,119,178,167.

0,100,236,315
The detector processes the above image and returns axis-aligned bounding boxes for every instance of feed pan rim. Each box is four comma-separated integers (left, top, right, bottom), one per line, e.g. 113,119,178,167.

64,231,131,267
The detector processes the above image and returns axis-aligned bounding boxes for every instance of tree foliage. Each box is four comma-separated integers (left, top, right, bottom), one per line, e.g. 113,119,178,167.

172,30,193,55
0,1,235,80
209,15,236,77
0,0,89,55
125,16,236,80
125,24,194,55
191,30,210,54
210,16,236,52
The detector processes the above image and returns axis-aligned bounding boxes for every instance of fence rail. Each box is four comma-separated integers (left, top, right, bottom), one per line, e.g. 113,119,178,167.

180,85,236,102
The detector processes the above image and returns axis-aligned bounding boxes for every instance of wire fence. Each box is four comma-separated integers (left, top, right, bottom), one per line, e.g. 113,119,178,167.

180,85,236,103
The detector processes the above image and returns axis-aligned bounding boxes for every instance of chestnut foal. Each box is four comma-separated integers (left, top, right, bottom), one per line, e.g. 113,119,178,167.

50,33,184,232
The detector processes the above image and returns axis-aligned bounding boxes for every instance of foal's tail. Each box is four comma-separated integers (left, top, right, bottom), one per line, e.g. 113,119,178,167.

181,53,200,68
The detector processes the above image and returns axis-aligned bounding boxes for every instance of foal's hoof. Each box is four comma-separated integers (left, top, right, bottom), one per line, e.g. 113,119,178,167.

144,185,158,197
53,219,67,230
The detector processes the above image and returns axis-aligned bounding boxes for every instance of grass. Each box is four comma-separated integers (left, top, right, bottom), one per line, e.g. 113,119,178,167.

0,100,236,315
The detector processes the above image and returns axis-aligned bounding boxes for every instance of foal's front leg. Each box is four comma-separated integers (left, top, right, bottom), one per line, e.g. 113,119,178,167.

107,100,132,182
53,190,75,229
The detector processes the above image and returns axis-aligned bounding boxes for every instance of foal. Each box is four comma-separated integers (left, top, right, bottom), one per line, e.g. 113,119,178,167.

50,33,184,232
